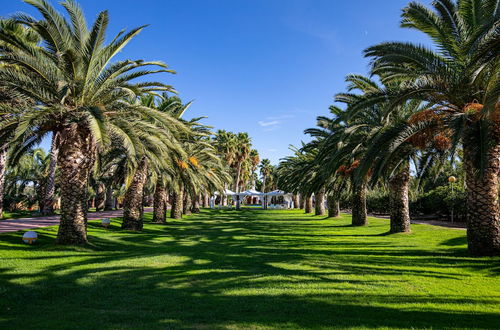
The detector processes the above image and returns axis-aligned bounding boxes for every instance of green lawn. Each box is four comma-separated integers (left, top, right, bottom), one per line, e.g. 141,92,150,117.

1,210,43,220
0,209,499,329
1,208,101,220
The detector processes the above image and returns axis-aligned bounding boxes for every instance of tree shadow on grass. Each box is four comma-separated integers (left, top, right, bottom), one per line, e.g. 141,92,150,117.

0,208,499,328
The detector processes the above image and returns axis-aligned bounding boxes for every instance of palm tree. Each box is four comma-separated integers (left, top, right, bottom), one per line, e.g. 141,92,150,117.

233,133,251,209
3,148,49,211
249,149,260,188
315,102,373,226
259,159,273,192
277,144,318,214
0,18,39,218
136,93,192,224
0,0,179,244
214,130,237,205
336,75,430,232
120,94,188,230
259,158,273,209
360,0,499,255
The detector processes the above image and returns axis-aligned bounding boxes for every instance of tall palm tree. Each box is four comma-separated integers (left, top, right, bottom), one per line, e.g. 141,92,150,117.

277,144,318,214
336,75,429,232
259,158,273,209
0,0,180,244
120,94,188,230
233,133,251,209
214,129,237,205
259,159,273,192
0,18,39,218
359,0,499,255
249,149,260,188
3,148,49,211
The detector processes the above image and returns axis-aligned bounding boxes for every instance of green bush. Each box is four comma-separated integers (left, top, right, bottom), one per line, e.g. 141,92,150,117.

367,191,390,214
411,184,466,221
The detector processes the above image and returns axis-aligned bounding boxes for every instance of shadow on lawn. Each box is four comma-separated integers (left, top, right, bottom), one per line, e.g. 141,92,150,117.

0,209,499,329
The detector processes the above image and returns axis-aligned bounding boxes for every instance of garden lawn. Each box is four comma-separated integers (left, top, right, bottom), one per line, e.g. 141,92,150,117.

0,209,499,329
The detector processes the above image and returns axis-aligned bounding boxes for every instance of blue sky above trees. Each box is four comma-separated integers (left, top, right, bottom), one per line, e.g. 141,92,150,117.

3,0,429,164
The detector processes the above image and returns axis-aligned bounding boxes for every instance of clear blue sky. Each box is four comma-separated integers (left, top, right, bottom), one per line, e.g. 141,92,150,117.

3,0,430,164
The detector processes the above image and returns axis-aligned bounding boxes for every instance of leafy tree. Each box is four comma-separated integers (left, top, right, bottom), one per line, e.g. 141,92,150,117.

358,0,499,255
0,0,180,243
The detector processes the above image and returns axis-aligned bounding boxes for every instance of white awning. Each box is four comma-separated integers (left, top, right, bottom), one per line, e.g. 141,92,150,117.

263,190,290,196
214,189,237,196
235,189,263,196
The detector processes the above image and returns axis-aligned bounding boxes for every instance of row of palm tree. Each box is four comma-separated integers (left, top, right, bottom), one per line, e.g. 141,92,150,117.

278,0,499,256
0,0,232,244
214,130,260,209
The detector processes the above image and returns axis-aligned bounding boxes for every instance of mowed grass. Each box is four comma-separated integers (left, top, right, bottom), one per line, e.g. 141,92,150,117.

0,209,499,329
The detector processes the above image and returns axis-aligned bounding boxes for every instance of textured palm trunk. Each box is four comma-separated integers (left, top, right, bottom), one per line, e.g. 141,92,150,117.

56,125,96,245
304,195,313,213
235,163,242,210
191,195,201,213
315,187,326,215
104,185,114,211
389,162,411,233
292,194,299,209
327,194,340,218
122,158,148,231
0,145,6,219
352,180,367,226
463,128,500,256
171,187,184,219
300,195,305,209
94,183,106,211
152,181,167,224
183,191,192,215
202,193,209,208
41,132,59,215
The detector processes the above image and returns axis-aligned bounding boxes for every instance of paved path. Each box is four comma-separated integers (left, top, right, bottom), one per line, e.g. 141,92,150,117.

0,208,153,233
343,211,466,230
369,213,466,230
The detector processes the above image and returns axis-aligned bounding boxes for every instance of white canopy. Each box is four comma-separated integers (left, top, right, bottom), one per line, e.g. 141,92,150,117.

239,189,263,196
264,190,291,196
214,189,237,196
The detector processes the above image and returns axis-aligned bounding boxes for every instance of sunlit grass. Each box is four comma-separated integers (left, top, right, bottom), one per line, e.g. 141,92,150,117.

0,209,498,329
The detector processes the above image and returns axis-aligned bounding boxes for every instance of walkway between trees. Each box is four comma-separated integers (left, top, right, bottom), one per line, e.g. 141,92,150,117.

0,208,153,233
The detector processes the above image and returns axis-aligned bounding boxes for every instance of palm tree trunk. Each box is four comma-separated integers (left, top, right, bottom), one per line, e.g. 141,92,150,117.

352,180,367,226
222,184,227,206
122,158,148,231
202,193,209,208
300,194,305,209
315,187,326,215
463,129,500,256
104,185,114,211
191,194,201,213
0,145,6,219
183,191,192,215
56,125,96,245
304,195,313,213
389,162,411,233
262,176,267,209
171,187,184,219
292,194,299,209
152,181,167,224
235,162,242,210
327,194,340,218
94,183,105,211
41,132,59,216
